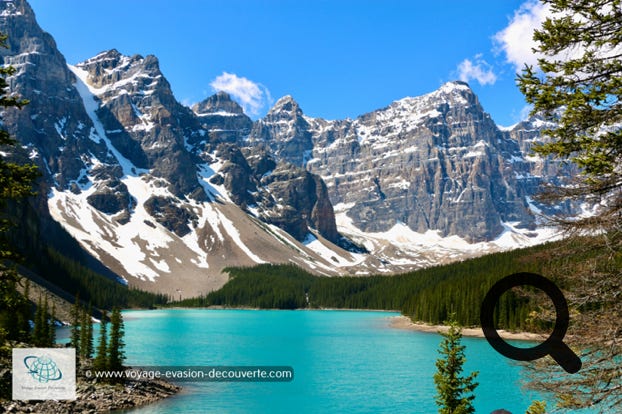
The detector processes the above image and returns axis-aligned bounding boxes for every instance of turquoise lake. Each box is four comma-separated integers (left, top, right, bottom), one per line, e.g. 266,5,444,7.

88,309,575,414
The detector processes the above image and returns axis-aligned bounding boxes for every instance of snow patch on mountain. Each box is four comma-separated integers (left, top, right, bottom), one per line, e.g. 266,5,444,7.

303,233,366,268
333,202,560,269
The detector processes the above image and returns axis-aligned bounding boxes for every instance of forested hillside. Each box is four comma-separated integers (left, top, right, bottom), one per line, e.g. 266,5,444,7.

8,199,169,310
174,238,597,332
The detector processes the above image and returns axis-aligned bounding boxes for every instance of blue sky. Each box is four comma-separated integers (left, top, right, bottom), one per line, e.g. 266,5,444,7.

28,0,549,126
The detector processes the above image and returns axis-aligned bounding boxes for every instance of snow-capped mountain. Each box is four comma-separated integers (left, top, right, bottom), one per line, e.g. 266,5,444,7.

0,0,573,297
250,82,535,242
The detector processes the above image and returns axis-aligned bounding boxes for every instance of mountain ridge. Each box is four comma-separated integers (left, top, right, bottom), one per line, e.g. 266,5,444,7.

255,79,541,241
0,0,574,297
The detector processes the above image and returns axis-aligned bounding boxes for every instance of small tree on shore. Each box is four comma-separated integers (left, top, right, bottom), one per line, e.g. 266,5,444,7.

43,296,54,346
92,309,125,382
84,303,94,359
433,316,479,414
31,295,44,346
107,307,125,372
93,311,107,373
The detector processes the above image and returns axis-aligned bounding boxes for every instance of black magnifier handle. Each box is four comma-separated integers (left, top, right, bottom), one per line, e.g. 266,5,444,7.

550,341,582,374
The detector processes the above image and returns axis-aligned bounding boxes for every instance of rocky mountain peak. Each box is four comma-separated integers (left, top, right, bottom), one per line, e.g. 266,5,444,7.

425,80,474,102
391,81,477,114
268,95,301,117
71,49,209,200
75,50,164,94
290,81,534,242
0,0,113,190
193,91,245,116
438,80,472,93
248,94,313,166
434,80,478,106
192,91,253,144
0,0,55,59
0,0,35,21
82,48,123,64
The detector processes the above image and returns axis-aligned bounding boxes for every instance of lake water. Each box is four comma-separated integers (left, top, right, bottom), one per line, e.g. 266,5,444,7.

96,309,565,414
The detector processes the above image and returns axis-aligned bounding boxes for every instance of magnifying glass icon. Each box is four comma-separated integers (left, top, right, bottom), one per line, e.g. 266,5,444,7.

480,272,582,374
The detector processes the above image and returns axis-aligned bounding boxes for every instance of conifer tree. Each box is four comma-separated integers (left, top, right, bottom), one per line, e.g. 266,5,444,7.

42,295,52,346
77,304,94,360
107,308,125,372
433,316,478,414
517,0,622,230
79,305,88,360
85,303,94,359
93,311,108,373
31,295,53,347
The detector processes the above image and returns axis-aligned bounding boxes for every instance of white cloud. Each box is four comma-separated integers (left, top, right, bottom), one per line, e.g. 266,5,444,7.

209,72,272,117
494,1,621,75
494,0,550,72
456,55,497,86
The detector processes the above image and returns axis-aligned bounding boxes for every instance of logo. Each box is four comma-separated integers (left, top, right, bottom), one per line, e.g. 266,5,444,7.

12,348,76,400
24,354,63,383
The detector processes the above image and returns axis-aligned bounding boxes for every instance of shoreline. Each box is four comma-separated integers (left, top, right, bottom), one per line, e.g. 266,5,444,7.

142,307,545,341
390,315,547,341
160,306,401,313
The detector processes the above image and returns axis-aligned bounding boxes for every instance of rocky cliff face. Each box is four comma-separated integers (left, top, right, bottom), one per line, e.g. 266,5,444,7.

205,142,339,243
72,50,342,247
0,0,575,297
0,0,110,189
250,82,536,242
255,163,339,243
503,115,580,217
73,50,206,200
192,91,253,144
247,96,314,166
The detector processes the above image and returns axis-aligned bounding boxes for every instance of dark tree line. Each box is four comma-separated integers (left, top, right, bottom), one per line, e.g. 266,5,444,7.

175,240,568,332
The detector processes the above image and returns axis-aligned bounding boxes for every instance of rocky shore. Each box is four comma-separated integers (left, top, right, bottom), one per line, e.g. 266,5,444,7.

1,372,180,414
